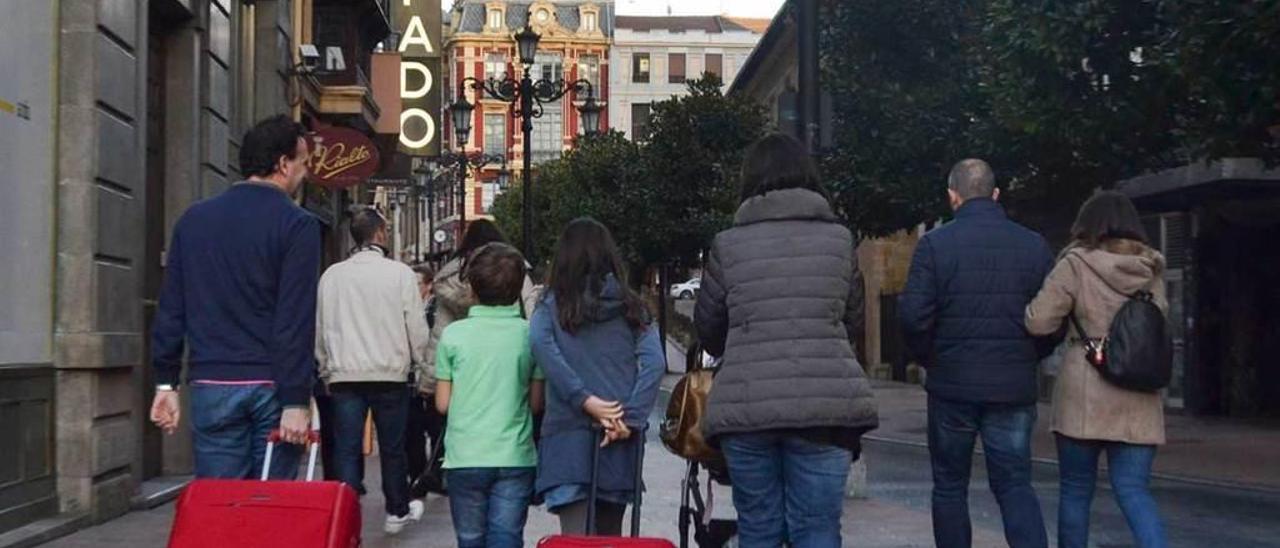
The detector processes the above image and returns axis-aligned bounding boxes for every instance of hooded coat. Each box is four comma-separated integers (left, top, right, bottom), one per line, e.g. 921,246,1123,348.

529,275,666,506
1026,240,1168,445
695,188,879,444
421,255,538,392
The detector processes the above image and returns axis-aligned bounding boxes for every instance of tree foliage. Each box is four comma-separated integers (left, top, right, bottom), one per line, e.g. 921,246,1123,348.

820,0,1280,237
819,0,982,237
643,75,768,265
492,75,768,272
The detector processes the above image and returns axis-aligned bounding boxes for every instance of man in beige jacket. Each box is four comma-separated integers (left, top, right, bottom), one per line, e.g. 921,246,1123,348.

316,208,430,534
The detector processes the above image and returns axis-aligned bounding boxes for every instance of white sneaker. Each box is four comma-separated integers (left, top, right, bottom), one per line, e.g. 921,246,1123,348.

384,499,425,535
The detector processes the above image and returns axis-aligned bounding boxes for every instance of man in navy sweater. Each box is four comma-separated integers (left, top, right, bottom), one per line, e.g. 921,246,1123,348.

149,115,320,479
900,159,1053,548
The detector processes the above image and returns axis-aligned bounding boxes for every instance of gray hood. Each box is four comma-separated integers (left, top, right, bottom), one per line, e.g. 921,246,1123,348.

734,188,838,226
581,273,627,324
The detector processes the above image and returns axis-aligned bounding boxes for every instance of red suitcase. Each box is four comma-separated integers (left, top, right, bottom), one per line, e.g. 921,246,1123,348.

538,427,675,548
168,430,361,548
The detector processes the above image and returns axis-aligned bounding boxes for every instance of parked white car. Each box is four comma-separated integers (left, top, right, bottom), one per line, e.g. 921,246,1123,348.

670,278,701,300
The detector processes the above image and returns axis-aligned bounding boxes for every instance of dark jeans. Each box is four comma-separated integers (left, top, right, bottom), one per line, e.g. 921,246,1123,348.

446,467,536,548
331,383,410,516
927,395,1048,548
720,431,852,548
1057,435,1166,548
190,383,300,479
315,390,363,487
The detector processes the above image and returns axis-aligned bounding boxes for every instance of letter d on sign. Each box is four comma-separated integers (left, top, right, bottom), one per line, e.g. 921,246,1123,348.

401,62,433,99
400,109,436,150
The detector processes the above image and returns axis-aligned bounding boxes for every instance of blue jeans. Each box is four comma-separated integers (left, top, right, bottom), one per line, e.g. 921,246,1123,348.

190,383,300,479
446,467,536,548
720,432,852,548
928,395,1047,548
1056,435,1166,548
331,383,411,516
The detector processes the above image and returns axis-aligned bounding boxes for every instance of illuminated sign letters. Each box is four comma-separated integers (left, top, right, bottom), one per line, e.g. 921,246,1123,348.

395,0,443,156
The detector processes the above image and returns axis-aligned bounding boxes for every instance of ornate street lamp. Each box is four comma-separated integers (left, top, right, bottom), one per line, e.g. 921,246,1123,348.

497,164,511,191
450,98,474,146
579,96,602,136
514,25,540,66
447,24,602,262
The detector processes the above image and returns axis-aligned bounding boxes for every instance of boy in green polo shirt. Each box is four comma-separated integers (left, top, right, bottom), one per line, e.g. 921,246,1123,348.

435,242,544,548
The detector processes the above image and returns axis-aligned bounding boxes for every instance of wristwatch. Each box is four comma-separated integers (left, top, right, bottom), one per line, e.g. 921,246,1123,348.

156,384,178,392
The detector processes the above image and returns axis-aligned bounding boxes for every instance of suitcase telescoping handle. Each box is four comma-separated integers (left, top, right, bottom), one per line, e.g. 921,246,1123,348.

262,429,322,481
586,424,647,537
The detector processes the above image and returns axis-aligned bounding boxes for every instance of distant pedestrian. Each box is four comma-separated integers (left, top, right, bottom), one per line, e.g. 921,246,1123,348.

415,264,438,329
422,220,537,399
435,242,545,547
694,133,879,547
1025,191,1168,548
530,218,665,536
408,263,447,498
149,115,318,479
315,208,429,534
899,158,1053,548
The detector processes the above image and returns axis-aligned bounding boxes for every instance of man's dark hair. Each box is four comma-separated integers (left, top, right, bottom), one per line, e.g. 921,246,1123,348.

239,115,308,178
1071,190,1149,247
465,243,526,306
738,133,832,204
350,207,387,246
947,159,997,201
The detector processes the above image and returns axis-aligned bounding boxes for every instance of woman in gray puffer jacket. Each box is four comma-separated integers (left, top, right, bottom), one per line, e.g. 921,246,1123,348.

695,133,879,548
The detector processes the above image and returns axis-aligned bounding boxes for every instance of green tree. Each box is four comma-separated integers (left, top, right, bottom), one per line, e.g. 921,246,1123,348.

490,159,563,265
819,0,986,237
643,74,768,264
493,75,767,273
819,0,1280,237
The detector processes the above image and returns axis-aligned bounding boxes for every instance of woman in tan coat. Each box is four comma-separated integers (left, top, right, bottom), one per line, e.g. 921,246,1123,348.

422,220,538,395
1025,191,1168,548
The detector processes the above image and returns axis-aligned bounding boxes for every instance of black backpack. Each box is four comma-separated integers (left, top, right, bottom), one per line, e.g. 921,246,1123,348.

1069,289,1173,392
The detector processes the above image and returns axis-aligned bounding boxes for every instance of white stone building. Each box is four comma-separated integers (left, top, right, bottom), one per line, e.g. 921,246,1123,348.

608,15,768,139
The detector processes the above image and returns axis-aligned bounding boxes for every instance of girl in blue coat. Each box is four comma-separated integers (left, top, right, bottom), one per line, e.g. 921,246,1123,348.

529,217,666,535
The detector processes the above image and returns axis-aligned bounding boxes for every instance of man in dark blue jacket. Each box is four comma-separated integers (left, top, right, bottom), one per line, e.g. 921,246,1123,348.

148,115,320,479
899,159,1053,548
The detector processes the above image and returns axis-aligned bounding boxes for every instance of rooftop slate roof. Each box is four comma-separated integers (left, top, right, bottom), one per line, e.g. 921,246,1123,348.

454,1,614,36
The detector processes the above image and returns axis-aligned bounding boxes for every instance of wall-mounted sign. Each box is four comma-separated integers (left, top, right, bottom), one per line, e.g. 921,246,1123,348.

394,0,443,156
307,126,381,189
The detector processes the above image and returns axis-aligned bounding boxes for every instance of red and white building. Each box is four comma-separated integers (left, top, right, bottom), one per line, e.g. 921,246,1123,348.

441,0,614,227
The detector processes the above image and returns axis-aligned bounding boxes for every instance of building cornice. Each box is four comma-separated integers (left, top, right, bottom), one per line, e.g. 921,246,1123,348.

446,33,611,48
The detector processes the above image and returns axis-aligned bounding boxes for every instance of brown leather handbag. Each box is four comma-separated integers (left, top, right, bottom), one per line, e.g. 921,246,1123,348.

660,346,726,471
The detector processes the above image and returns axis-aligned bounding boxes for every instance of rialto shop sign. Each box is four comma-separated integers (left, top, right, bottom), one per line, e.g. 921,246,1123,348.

396,0,443,156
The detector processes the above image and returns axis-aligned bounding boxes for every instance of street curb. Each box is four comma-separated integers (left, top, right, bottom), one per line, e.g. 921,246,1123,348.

862,434,1280,496
130,476,192,511
0,512,90,548
661,338,1280,496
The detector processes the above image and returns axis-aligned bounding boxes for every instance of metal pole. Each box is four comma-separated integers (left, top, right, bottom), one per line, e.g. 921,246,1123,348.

659,263,670,373
415,185,422,262
797,0,820,153
427,182,435,261
458,157,467,237
520,72,535,261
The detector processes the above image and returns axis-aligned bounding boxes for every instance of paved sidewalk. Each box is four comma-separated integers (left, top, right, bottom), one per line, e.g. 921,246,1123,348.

39,431,1009,548
868,380,1280,492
